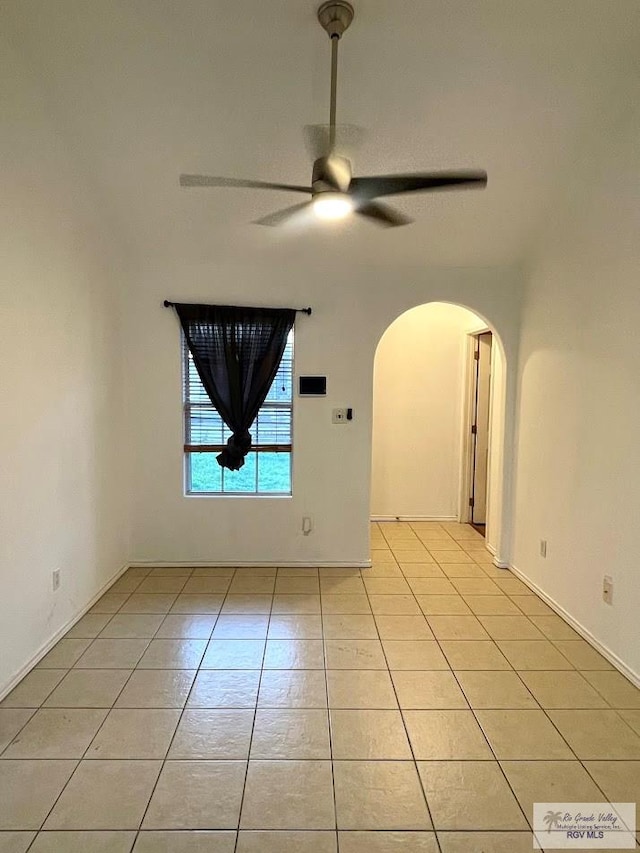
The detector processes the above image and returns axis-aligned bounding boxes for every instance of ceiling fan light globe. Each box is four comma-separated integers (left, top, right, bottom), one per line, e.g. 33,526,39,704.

313,192,353,220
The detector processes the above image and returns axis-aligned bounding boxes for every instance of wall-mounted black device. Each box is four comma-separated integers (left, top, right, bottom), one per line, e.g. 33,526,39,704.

299,376,327,396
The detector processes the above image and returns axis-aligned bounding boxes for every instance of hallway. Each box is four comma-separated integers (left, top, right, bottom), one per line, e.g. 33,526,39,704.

0,521,638,852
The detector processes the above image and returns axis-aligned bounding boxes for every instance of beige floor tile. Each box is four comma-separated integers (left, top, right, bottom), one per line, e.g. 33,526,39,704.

146,567,192,577
191,567,234,577
267,615,323,639
271,595,321,614
155,614,216,639
136,578,188,594
427,615,490,640
1,670,67,708
440,641,511,670
170,595,224,614
583,760,640,803
333,761,431,830
325,639,387,669
619,709,640,735
416,596,471,615
228,578,275,595
440,564,489,578
45,670,132,708
86,709,180,759
241,760,334,829
462,595,522,615
450,579,502,596
548,710,640,759
319,568,361,577
44,760,161,830
501,760,605,821
362,578,412,595
75,639,149,669
374,615,434,640
0,709,35,753
331,709,412,759
322,614,378,639
383,640,449,671
431,551,475,564
28,830,136,852
277,567,320,576
391,671,468,709
321,595,371,615
98,615,164,639
251,709,330,759
528,614,580,640
187,670,260,708
181,577,232,594
237,831,336,853
263,639,324,669
478,615,545,640
89,594,130,614
258,670,327,708
327,669,397,709
403,710,492,759
120,594,177,614
437,831,534,853
518,671,607,709
399,564,445,578
201,640,265,669
422,539,464,551
408,579,457,595
0,760,77,830
168,709,253,759
366,563,404,577
136,639,207,669
509,596,554,616
104,577,143,597
418,761,526,830
552,640,614,670
395,551,435,564
475,710,573,759
320,577,366,594
493,578,531,595
275,577,320,594
115,670,195,708
143,760,246,829
496,640,572,670
134,830,236,852
455,671,538,709
338,831,437,853
368,595,422,615
233,567,277,576
37,640,92,669
65,614,113,639
219,595,272,615
2,709,107,759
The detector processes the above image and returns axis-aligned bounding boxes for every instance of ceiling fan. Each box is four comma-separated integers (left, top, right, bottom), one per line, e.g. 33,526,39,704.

179,1,487,227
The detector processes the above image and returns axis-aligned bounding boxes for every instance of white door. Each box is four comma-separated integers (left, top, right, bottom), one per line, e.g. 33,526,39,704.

471,332,492,525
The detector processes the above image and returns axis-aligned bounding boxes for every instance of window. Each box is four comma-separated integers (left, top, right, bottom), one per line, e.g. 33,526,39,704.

183,330,293,495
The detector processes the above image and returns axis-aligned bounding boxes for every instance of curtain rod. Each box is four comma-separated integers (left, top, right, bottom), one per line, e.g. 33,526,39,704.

163,299,312,315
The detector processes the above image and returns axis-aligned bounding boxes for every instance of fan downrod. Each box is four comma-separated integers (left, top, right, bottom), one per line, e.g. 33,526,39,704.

317,1,354,38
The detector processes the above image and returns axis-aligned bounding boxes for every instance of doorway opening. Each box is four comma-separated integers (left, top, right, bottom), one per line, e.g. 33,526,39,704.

371,302,506,556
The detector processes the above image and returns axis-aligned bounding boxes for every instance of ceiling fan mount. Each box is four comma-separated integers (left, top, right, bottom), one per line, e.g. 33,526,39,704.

179,2,487,228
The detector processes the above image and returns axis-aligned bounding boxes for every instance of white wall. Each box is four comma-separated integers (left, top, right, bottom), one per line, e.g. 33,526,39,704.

513,78,640,678
0,39,129,692
371,302,483,519
126,263,521,566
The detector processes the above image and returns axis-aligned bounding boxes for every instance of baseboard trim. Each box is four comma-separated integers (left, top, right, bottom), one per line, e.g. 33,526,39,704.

485,542,510,569
371,515,458,523
0,562,129,702
509,563,640,689
128,560,372,569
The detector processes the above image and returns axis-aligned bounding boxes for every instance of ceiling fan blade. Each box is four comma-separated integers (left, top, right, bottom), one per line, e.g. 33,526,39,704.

350,170,488,200
355,201,413,228
179,175,312,193
253,201,313,227
303,124,366,160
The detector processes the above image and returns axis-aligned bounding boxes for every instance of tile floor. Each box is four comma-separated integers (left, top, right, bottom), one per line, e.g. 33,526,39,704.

1,521,639,852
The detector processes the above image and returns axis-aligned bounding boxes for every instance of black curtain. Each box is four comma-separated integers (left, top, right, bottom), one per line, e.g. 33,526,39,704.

174,303,295,470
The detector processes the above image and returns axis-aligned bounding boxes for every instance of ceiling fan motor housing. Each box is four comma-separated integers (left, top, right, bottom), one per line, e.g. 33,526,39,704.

317,1,354,39
312,155,352,194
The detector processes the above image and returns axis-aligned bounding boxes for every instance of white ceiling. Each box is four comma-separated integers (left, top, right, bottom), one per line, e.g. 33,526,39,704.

6,0,640,269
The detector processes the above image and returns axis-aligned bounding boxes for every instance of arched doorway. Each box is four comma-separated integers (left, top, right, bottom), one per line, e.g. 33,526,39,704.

371,302,508,558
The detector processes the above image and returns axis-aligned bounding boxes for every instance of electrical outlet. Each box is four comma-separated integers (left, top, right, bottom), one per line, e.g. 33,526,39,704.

332,408,348,424
539,540,547,558
602,575,613,605
52,568,61,592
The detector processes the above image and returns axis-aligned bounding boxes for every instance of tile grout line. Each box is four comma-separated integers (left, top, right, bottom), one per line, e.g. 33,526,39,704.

318,569,340,852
